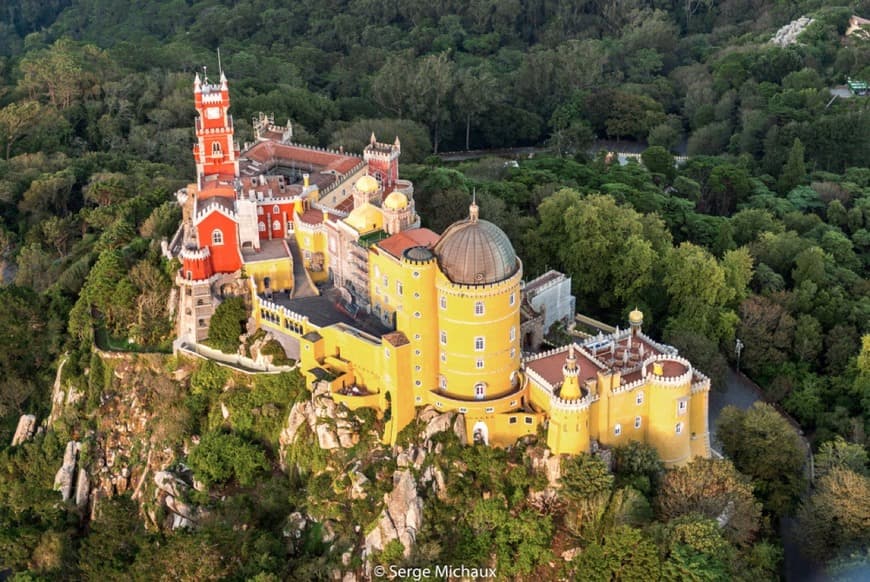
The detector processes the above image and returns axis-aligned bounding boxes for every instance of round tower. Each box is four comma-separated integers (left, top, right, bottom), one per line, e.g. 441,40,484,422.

645,355,693,467
433,199,522,401
180,246,213,281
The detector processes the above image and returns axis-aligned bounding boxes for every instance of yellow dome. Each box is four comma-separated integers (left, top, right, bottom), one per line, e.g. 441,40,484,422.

355,174,380,194
629,307,644,325
383,191,408,211
345,202,383,234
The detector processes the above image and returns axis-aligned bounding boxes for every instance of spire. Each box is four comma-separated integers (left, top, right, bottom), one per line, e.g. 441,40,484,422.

394,135,401,150
194,72,202,93
469,189,479,222
370,131,377,145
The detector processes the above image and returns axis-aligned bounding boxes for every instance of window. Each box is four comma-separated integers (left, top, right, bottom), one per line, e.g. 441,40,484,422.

509,417,518,425
440,352,446,362
258,222,266,232
439,296,446,309
414,292,420,298
413,271,420,279
414,334,421,340
474,301,485,315
636,391,644,405
382,275,388,287
257,206,264,215
198,319,206,327
211,141,222,155
509,293,516,306
414,311,421,318
474,382,486,400
440,331,447,345
212,229,224,245
185,270,192,280
272,205,280,214
678,400,688,415
485,407,494,413
414,365,421,372
396,281,403,296
384,348,390,359
510,326,516,341
614,424,622,436
510,348,516,359
272,220,280,231
476,359,484,369
634,416,642,429
525,417,533,425
374,265,381,278
439,376,447,391
676,422,683,435
415,349,421,356
474,336,485,351
415,380,422,386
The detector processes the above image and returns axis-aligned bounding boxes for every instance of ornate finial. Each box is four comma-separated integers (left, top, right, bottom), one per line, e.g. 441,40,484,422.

203,65,208,84
469,190,479,222
394,135,401,148
370,132,377,145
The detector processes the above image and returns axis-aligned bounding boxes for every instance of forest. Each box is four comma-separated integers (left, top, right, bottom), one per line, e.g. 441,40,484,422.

0,0,868,580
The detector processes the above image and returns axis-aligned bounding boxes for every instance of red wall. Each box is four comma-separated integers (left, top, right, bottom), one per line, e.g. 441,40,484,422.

197,211,242,273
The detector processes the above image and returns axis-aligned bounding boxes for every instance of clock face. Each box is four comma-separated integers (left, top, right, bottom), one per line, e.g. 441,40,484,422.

206,107,221,120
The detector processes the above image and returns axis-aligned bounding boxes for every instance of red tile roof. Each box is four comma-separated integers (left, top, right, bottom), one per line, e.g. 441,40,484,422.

243,142,361,175
377,228,440,259
525,345,601,388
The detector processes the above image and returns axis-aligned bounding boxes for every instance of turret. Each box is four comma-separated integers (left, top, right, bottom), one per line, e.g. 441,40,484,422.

559,344,582,400
629,307,643,336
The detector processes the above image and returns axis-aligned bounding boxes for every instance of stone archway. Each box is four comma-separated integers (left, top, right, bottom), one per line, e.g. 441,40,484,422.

472,421,489,445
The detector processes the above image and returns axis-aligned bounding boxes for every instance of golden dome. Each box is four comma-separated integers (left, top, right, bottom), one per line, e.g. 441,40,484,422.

629,307,644,325
383,191,408,211
355,174,379,194
345,202,383,234
434,206,518,285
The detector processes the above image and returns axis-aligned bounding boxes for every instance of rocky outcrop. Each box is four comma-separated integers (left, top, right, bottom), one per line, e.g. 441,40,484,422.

771,16,814,47
75,469,90,510
154,470,202,529
11,414,37,446
529,447,562,487
54,441,81,502
279,385,359,467
364,470,422,560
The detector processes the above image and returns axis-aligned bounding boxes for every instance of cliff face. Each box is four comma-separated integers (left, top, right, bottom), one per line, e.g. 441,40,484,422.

32,349,570,581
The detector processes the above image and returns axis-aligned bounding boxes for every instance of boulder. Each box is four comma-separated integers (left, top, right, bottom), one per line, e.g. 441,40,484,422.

316,423,340,450
53,441,80,502
75,468,90,510
11,414,37,446
422,411,453,440
452,414,467,445
529,447,562,487
154,471,188,498
363,470,422,560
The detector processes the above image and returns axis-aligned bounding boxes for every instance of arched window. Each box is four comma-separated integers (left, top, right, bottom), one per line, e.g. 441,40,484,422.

474,301,485,316
212,229,223,245
272,205,280,214
211,141,222,155
474,382,486,400
272,220,280,231
474,336,485,351
258,222,266,232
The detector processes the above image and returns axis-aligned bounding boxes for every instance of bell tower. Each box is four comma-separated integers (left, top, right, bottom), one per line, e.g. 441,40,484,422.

192,70,240,189
363,133,401,192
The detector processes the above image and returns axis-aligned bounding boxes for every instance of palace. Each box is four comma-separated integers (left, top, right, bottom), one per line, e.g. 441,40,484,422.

171,73,710,466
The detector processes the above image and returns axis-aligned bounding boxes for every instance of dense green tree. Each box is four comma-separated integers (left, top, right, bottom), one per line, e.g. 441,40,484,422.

778,138,806,194
207,297,247,354
656,458,761,546
642,146,676,182
188,430,269,488
571,526,661,581
716,403,806,516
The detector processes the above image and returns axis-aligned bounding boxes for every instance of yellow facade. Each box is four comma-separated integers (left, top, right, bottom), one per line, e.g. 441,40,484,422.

245,256,294,294
247,204,711,467
295,220,329,283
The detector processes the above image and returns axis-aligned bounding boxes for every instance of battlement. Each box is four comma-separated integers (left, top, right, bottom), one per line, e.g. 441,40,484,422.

180,246,210,261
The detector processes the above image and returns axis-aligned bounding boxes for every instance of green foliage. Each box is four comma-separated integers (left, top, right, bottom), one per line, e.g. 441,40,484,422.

716,403,806,517
187,430,269,488
206,297,248,354
798,467,870,563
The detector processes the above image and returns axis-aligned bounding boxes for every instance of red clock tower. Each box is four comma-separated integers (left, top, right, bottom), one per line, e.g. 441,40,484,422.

192,70,240,189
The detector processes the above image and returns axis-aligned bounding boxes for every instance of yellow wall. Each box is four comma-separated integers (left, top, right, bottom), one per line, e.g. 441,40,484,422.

435,268,522,401
245,257,293,294
295,224,329,282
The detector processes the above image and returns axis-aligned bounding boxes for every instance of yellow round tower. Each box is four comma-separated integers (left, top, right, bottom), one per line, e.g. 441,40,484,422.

432,199,522,402
645,355,693,466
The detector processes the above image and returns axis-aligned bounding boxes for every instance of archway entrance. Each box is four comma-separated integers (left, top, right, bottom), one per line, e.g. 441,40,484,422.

472,421,489,445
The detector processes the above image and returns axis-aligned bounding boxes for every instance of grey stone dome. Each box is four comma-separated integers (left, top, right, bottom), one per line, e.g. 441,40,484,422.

434,211,518,285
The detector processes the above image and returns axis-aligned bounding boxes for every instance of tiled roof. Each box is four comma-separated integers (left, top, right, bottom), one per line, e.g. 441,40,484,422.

377,228,440,259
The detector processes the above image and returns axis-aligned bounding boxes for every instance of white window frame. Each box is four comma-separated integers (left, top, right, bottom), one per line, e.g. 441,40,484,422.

212,229,224,245
614,423,622,436
476,359,484,369
474,382,486,400
634,416,641,429
678,399,688,416
474,301,485,316
439,295,446,309
474,336,485,351
676,422,683,435
440,331,447,345
636,391,644,405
